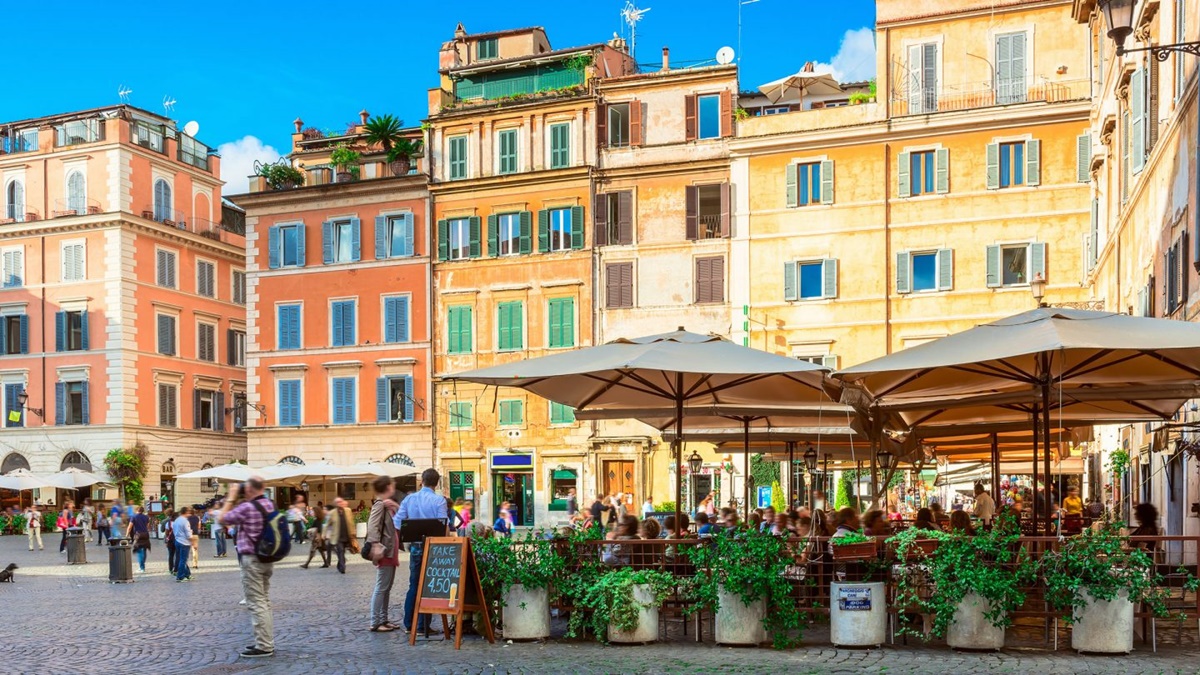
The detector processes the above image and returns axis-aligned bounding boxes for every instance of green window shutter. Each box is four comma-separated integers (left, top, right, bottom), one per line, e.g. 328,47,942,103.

936,248,953,291
557,297,575,347
487,214,499,257
935,148,949,193
785,164,798,208
448,305,473,354
985,245,1001,287
518,211,533,254
437,219,450,261
1029,242,1047,281
1131,68,1145,173
985,143,1000,189
468,216,482,258
897,151,911,197
512,302,523,349
820,160,834,204
783,261,798,301
1076,134,1092,183
822,258,838,298
550,401,575,425
570,205,584,249
1025,139,1041,186
896,251,911,294
537,209,549,252
497,304,509,350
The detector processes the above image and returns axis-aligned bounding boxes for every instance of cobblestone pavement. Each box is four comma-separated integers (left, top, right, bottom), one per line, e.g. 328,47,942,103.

2,534,1199,674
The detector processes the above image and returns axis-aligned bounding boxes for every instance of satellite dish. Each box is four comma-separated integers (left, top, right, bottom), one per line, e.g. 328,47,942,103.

183,121,200,137
716,46,735,65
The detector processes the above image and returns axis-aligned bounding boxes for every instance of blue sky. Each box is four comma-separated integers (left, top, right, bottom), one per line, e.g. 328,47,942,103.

3,0,875,191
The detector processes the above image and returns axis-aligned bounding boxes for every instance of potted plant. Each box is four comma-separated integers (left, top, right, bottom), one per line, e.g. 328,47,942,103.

565,566,674,644
829,529,877,561
254,160,305,191
354,506,369,539
472,529,565,640
386,138,423,176
329,145,361,183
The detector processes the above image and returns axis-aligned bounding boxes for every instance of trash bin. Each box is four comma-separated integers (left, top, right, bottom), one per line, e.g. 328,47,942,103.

66,527,87,565
108,539,134,583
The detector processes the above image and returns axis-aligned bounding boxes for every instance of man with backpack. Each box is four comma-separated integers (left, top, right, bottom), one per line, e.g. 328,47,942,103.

218,476,289,659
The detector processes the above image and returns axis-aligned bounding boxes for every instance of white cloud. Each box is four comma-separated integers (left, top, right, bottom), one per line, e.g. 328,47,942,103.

812,27,877,83
217,135,282,195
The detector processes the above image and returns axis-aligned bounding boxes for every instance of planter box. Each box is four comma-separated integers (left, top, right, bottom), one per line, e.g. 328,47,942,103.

607,583,659,644
830,581,887,647
502,584,550,640
831,540,877,561
1072,589,1133,653
355,522,367,539
715,586,767,646
946,592,1005,650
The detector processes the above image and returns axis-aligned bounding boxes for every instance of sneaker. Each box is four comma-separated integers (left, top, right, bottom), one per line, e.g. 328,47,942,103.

239,599,248,605
239,648,274,658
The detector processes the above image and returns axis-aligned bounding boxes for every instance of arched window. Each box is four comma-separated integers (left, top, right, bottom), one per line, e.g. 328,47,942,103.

153,179,172,222
1,452,30,474
66,171,85,214
60,450,92,472
279,455,305,465
384,453,415,467
5,180,24,222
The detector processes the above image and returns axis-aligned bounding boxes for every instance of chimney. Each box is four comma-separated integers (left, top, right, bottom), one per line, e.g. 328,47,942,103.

661,46,670,72
293,117,304,133
359,109,369,125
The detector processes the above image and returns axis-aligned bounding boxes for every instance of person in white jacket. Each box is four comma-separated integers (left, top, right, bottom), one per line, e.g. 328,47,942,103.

24,506,42,551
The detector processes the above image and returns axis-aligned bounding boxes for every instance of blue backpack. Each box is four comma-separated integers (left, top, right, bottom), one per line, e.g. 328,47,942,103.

250,498,291,563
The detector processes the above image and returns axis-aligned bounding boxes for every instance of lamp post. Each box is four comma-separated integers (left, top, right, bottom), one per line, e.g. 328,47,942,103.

803,444,818,507
1030,273,1047,307
16,390,43,419
687,450,703,476
1099,0,1200,58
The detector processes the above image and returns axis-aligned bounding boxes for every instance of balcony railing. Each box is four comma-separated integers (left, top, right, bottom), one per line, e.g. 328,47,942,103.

52,197,102,218
138,208,242,243
1,129,38,155
698,214,724,239
891,79,1089,117
0,207,39,225
178,135,211,172
55,120,104,147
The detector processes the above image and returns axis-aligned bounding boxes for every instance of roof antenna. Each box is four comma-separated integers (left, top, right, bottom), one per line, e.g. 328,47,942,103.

621,2,651,62
162,95,177,114
117,85,133,103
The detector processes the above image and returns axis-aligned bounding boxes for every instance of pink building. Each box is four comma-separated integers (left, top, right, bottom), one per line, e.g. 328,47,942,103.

0,105,246,508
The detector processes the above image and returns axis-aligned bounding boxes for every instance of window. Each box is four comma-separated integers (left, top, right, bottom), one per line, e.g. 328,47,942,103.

686,184,730,240
278,380,301,426
896,250,953,293
156,249,177,288
178,135,210,171
444,217,475,260
909,151,935,196
796,354,839,369
447,305,473,354
2,248,22,287
131,121,164,153
1165,235,1188,315
495,213,522,256
607,103,630,147
57,380,88,426
547,297,575,348
332,376,356,425
498,399,524,426
694,256,725,304
985,243,1046,288
999,142,1024,187
197,322,216,362
196,260,215,297
549,123,570,169
269,223,305,268
497,301,523,351
448,136,468,180
157,314,177,356
231,393,247,431
477,37,498,60
1130,67,1147,174
784,259,838,300
899,147,951,196
549,401,575,425
194,389,224,431
57,119,101,146
330,299,356,347
323,218,360,264
61,242,85,281
786,161,832,207
277,304,302,350
377,375,414,423
228,329,246,366
157,383,178,427
2,314,28,355
376,213,414,259
547,208,574,252
536,207,582,253
605,262,634,308
382,296,410,343
153,179,172,222
66,171,85,214
4,180,23,222
697,94,721,139
595,191,633,246
987,140,1040,189
4,383,23,428
907,43,938,113
449,401,472,428
497,129,518,175
232,270,246,305
995,32,1027,104
56,310,88,351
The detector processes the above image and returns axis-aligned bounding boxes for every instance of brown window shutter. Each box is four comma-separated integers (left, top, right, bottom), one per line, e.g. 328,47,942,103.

622,262,634,307
711,256,725,302
605,263,620,307
617,191,633,245
684,95,697,141
719,90,733,137
597,104,608,148
719,182,731,237
694,258,708,303
630,99,643,147
594,193,609,246
684,185,699,240
1148,61,1159,152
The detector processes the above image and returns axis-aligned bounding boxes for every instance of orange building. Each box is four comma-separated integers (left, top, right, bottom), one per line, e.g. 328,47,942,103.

0,105,246,507
231,114,432,501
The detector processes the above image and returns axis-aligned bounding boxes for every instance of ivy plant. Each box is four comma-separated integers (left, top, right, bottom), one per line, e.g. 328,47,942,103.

563,566,675,641
471,528,566,603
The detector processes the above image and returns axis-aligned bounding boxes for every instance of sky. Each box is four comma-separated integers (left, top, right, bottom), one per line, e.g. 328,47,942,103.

1,0,875,193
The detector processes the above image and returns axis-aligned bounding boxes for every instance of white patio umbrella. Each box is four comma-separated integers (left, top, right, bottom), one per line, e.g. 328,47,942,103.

0,468,58,491
44,467,111,490
347,461,421,478
176,462,256,482
758,70,843,105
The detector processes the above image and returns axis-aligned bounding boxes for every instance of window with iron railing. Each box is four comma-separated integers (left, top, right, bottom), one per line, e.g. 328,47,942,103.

55,119,103,147
178,134,210,171
2,129,37,154
131,121,165,154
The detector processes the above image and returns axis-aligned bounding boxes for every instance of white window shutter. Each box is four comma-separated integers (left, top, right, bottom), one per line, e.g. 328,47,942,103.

1076,134,1092,183
783,261,798,301
820,160,834,204
936,249,953,291
935,148,949,193
1029,242,1047,281
1025,139,1041,186
785,164,798,208
896,251,911,294
985,143,1000,189
897,151,911,198
822,258,838,298
985,245,1001,287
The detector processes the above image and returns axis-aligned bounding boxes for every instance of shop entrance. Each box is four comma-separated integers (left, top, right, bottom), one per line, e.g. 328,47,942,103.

603,459,635,507
492,472,534,526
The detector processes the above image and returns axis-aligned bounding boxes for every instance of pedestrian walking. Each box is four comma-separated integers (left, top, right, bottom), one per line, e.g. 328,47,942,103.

366,476,401,632
111,509,127,544
393,469,449,634
127,506,152,572
187,508,201,570
217,477,278,658
566,489,578,519
287,497,306,543
24,505,42,551
57,502,75,553
214,513,229,558
300,505,330,569
328,497,358,574
78,499,94,544
96,510,110,545
163,508,178,574
173,507,194,582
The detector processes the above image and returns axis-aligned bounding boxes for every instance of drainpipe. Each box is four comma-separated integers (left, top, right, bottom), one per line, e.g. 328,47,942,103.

884,143,893,353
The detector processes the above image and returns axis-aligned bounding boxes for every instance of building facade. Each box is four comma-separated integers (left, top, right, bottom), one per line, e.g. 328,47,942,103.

0,105,246,508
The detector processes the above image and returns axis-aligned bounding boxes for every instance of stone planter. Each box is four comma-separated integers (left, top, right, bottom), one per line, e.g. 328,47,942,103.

389,158,412,176
355,522,367,539
830,582,886,647
336,169,355,183
1071,589,1133,653
607,583,659,644
946,592,1005,650
715,586,767,645
502,584,550,640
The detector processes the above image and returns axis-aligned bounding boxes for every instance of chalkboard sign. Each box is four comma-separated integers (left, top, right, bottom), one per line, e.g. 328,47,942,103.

422,542,462,601
410,537,495,649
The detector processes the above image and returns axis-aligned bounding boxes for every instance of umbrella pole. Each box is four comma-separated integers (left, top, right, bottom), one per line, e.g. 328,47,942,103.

743,418,751,523
674,374,683,534
787,441,795,508
991,433,1000,506
1031,409,1040,534
1042,373,1053,535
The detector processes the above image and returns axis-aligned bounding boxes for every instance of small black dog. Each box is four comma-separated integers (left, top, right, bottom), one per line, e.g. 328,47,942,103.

0,563,16,583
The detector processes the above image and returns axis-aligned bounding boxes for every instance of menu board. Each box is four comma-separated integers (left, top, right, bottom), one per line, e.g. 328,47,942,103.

410,537,494,649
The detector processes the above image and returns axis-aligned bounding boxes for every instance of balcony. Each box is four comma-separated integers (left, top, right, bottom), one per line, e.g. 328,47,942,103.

1,129,38,155
453,63,584,102
52,197,102,218
890,78,1089,117
130,121,166,154
55,120,104,147
0,207,39,225
178,135,212,172
139,207,243,244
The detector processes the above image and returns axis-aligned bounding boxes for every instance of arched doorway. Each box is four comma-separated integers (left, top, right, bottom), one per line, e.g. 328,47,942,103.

386,453,418,495
60,451,92,471
1,452,30,474
279,455,305,465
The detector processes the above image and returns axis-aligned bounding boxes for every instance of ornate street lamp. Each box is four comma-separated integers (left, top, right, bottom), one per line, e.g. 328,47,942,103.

1030,273,1047,307
16,390,43,418
877,448,894,472
1099,0,1200,58
687,450,704,475
803,444,818,472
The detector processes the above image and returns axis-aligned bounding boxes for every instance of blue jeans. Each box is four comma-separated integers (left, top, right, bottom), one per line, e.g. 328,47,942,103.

215,532,227,557
135,547,147,571
403,543,429,632
175,542,191,580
